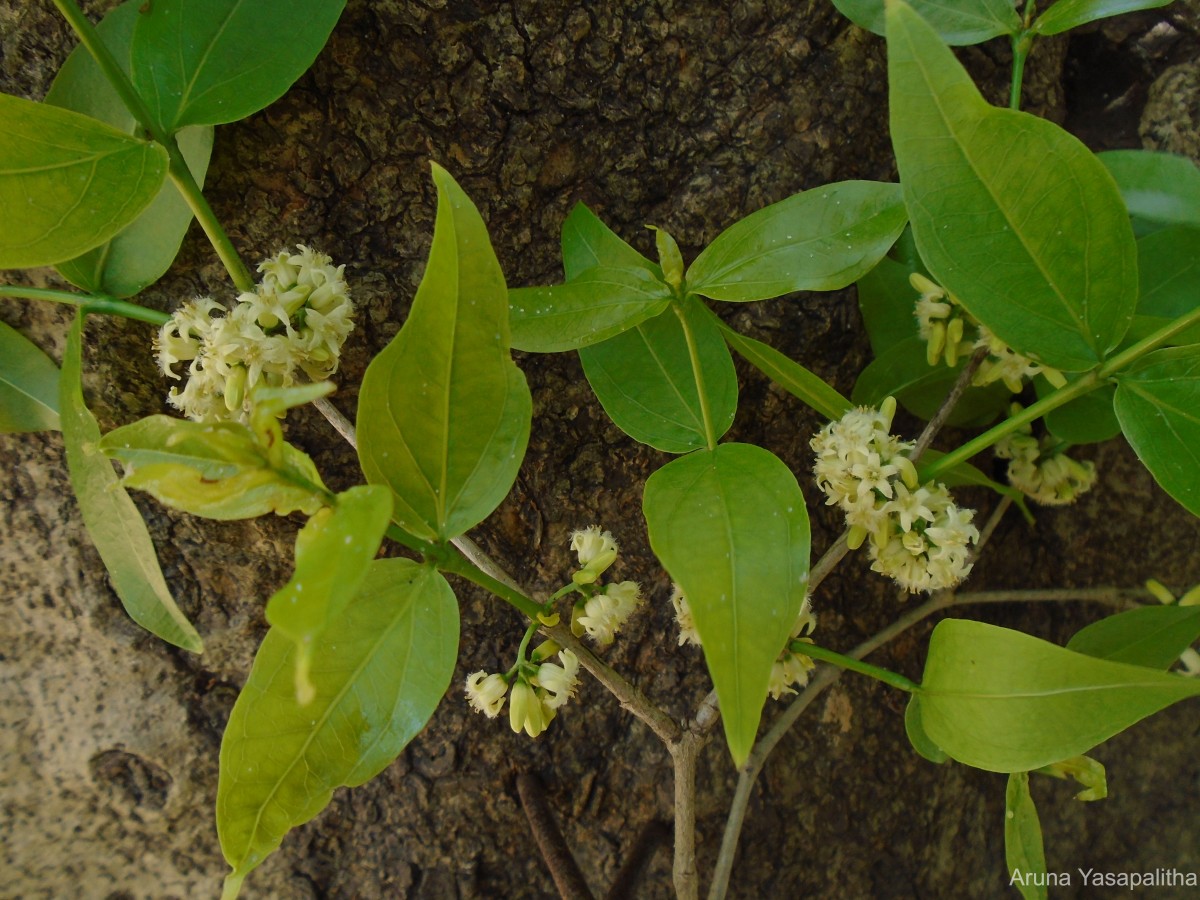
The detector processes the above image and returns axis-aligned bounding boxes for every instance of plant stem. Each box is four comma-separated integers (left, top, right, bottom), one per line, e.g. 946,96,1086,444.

1009,31,1033,111
0,285,169,325
668,732,700,900
52,0,255,293
673,301,718,451
796,643,920,693
435,546,545,620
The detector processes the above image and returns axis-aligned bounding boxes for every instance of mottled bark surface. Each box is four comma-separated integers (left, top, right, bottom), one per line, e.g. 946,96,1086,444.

2,1,1199,898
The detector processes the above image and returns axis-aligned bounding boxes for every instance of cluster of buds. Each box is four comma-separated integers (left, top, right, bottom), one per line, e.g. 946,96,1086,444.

811,399,979,593
568,526,643,645
465,644,581,738
911,273,1065,393
994,408,1097,506
155,245,353,422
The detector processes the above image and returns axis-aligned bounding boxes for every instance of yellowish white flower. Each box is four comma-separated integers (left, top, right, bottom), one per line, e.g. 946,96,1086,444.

533,649,580,710
156,245,353,422
670,583,701,647
768,597,818,699
995,411,1096,506
509,678,555,738
577,580,643,645
570,525,619,584
465,671,508,718
973,325,1066,394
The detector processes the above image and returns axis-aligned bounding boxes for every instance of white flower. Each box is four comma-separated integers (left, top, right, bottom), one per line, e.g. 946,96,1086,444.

509,679,554,738
577,581,642,645
868,483,978,593
570,525,619,583
670,583,701,647
995,411,1096,505
973,325,1066,394
158,245,353,422
769,598,818,700
465,671,508,718
533,649,580,710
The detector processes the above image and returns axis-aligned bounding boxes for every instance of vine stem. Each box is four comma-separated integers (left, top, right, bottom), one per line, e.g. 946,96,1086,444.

51,0,255,293
0,285,168,326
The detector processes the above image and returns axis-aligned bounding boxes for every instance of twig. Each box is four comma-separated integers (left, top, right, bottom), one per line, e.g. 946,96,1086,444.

910,346,988,462
517,772,595,900
312,395,357,447
668,733,701,900
605,819,671,900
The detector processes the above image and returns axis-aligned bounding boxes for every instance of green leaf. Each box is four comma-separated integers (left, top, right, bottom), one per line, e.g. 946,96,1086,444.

560,202,658,279
852,335,1010,427
857,253,924,358
1114,345,1200,516
887,1,1138,372
130,0,346,133
579,297,737,453
832,0,1021,44
1098,150,1200,230
643,443,811,766
509,266,673,352
264,485,394,705
99,415,328,520
357,163,531,542
45,0,213,297
0,320,60,432
1035,374,1120,445
714,317,852,422
917,618,1200,772
1033,754,1107,801
1067,605,1200,669
686,181,908,302
905,695,949,763
1101,151,1200,234
1005,773,1048,900
1035,0,1176,35
0,92,168,269
60,312,201,652
1135,226,1200,322
218,558,458,894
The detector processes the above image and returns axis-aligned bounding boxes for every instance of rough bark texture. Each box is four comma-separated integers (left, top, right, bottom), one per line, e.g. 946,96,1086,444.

2,2,1199,898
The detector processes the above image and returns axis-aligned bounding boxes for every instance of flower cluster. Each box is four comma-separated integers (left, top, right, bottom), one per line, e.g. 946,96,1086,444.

669,583,701,647
811,400,979,593
911,273,1065,393
155,245,353,422
768,597,818,700
994,410,1097,506
465,646,581,738
568,526,643,644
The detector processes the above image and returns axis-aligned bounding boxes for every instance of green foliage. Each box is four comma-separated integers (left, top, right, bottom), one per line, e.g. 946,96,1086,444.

264,485,394,704
357,164,531,542
1034,0,1176,36
1098,150,1200,230
1036,374,1121,444
852,335,1010,426
61,313,202,652
832,0,1020,44
130,0,346,133
0,92,168,268
1068,605,1200,669
713,315,852,422
580,297,737,453
904,696,948,764
218,558,458,896
1123,227,1200,346
1114,345,1200,516
1004,772,1048,900
0,320,60,433
45,0,213,297
887,0,1137,372
99,415,329,519
560,201,659,279
685,181,908,301
509,266,673,352
643,443,811,766
917,619,1200,772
